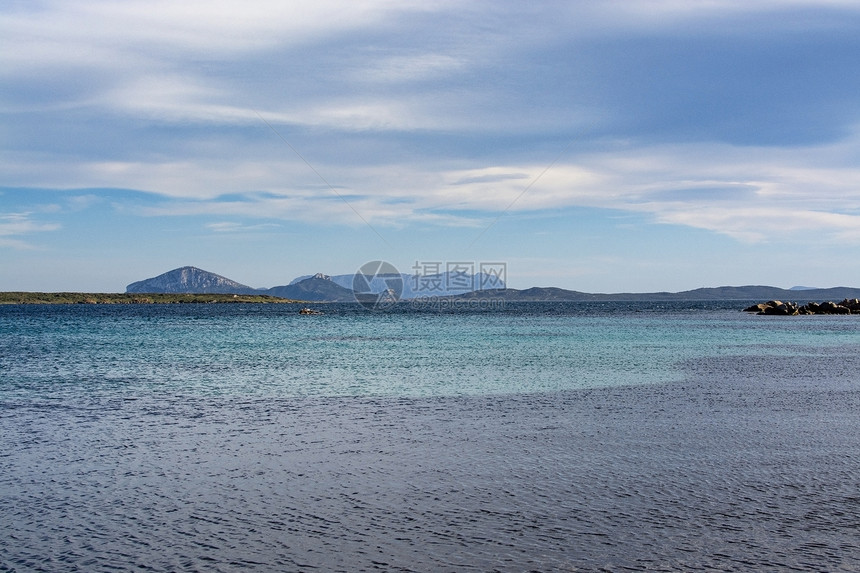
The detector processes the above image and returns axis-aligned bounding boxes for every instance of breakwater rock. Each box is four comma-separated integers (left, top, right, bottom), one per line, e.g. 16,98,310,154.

744,298,860,315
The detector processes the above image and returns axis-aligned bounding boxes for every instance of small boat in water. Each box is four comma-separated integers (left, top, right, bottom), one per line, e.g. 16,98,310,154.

299,307,323,315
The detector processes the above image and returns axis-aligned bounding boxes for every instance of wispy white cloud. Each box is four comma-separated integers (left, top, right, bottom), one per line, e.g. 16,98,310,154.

565,0,860,33
0,212,60,249
652,206,860,242
205,221,281,233
0,1,431,69
10,131,860,245
355,53,468,84
450,171,530,186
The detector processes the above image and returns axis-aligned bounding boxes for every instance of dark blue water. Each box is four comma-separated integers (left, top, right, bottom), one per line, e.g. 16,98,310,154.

1,302,859,571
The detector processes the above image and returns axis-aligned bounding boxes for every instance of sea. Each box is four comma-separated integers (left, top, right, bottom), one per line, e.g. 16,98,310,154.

1,301,859,572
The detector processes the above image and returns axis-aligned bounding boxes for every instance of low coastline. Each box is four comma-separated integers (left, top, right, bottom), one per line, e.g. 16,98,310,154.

0,292,301,304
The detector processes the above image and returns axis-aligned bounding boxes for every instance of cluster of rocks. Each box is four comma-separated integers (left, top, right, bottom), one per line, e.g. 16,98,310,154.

744,298,860,316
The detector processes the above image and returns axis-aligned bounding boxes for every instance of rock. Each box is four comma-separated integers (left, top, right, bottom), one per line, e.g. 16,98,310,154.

750,300,798,315
744,301,783,313
813,301,850,314
744,299,860,316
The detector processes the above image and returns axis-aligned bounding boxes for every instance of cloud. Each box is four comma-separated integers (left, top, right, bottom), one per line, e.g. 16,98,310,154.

0,212,60,249
354,53,468,84
204,221,281,233
0,1,427,69
7,0,860,146
4,1,860,257
450,171,530,186
66,194,103,210
10,127,860,246
652,206,860,243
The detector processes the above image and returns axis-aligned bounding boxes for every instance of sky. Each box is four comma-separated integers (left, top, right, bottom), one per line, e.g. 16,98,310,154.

3,0,860,293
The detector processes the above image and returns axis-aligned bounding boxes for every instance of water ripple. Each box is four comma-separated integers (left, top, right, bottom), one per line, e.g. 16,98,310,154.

2,305,860,570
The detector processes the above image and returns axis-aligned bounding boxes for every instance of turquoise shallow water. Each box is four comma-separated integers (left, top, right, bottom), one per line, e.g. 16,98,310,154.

2,302,860,571
2,301,858,399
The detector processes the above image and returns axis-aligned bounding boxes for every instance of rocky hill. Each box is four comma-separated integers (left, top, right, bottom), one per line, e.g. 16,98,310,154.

126,266,257,294
126,267,354,301
266,276,355,302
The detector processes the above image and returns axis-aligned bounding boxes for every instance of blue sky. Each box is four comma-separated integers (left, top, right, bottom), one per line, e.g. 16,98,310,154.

3,1,860,292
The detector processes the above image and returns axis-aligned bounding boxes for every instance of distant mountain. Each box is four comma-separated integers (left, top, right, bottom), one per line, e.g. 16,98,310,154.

289,270,505,298
266,276,355,302
126,267,860,304
126,267,354,301
126,266,257,294
451,285,860,302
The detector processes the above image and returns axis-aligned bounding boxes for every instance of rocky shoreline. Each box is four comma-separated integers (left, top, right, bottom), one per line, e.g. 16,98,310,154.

744,298,860,315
